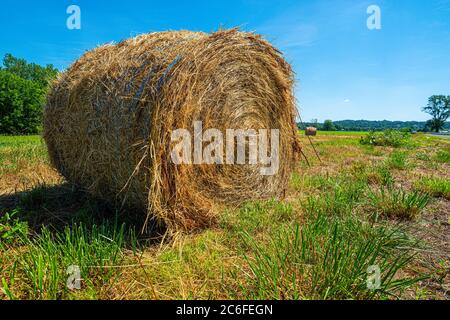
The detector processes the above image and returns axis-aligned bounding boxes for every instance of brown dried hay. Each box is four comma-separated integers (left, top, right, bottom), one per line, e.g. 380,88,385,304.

43,28,300,232
305,127,317,136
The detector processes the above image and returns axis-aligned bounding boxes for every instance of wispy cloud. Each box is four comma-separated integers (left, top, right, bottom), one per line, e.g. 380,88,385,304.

435,0,450,11
255,5,319,50
272,24,318,49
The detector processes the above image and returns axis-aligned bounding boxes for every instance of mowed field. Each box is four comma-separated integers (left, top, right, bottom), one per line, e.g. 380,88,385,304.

0,132,449,300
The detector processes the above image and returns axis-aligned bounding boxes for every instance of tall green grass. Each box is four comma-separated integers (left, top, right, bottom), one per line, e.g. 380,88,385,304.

386,151,409,170
434,149,450,164
1,217,137,299
223,176,422,300
366,186,429,220
229,208,418,299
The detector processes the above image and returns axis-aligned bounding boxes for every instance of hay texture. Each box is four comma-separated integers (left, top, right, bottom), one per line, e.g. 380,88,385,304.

305,127,317,136
44,29,300,231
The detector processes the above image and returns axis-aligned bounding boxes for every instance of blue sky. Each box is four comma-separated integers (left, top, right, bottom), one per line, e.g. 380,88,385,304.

1,0,449,121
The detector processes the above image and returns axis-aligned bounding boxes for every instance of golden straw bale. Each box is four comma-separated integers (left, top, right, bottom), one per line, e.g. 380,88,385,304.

305,127,317,136
44,29,300,231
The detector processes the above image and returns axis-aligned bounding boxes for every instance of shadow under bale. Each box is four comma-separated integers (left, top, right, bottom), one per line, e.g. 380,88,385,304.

0,183,165,241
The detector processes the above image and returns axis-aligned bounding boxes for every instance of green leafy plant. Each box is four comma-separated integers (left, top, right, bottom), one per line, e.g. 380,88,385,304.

0,209,28,248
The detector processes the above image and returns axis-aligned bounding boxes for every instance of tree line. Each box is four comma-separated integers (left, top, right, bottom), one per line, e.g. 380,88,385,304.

299,96,450,133
298,119,450,132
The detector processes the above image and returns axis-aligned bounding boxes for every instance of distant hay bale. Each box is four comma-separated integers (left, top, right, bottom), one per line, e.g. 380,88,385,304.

305,127,317,136
43,29,300,231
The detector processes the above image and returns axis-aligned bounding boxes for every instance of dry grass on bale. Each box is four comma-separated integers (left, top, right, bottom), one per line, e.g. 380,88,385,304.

43,28,300,232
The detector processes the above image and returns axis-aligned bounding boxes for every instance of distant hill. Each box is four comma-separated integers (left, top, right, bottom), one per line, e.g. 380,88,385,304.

297,120,450,132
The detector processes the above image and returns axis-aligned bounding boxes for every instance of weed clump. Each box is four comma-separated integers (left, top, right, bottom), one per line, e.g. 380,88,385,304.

0,209,28,248
360,130,411,148
366,185,429,220
415,177,450,200
386,151,409,170
434,149,450,164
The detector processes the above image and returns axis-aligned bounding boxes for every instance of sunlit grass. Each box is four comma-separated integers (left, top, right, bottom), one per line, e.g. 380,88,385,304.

1,131,448,299
0,135,48,172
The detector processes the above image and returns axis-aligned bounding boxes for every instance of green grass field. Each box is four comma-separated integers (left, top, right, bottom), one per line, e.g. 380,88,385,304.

1,132,449,300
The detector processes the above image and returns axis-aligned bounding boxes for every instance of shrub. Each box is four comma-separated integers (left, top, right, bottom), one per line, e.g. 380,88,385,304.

0,70,45,134
360,130,411,147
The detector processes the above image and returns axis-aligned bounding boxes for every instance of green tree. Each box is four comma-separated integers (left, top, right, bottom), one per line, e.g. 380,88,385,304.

0,70,45,134
1,53,58,88
0,54,58,134
322,119,336,131
422,95,450,132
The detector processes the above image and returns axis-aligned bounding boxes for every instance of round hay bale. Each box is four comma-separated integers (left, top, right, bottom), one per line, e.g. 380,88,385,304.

43,29,300,231
305,127,317,136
